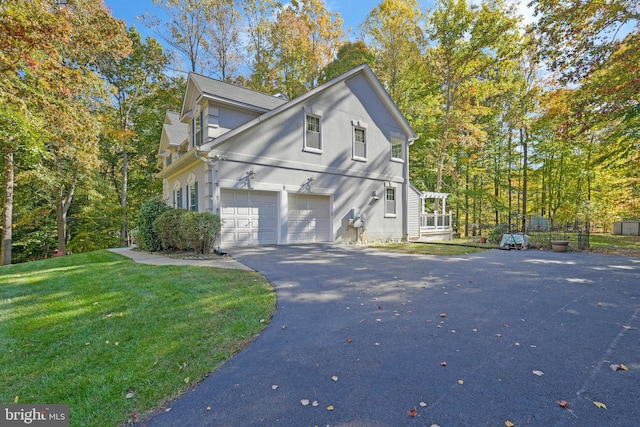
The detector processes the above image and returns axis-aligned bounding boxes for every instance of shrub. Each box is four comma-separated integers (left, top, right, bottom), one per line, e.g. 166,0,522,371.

137,199,170,252
153,209,189,250
179,212,222,254
153,210,222,254
488,225,504,244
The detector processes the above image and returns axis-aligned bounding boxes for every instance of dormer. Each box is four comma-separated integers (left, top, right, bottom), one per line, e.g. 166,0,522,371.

157,111,188,170
180,73,288,148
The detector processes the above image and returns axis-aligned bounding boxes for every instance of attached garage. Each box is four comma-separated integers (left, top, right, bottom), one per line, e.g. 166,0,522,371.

220,190,278,246
287,194,331,243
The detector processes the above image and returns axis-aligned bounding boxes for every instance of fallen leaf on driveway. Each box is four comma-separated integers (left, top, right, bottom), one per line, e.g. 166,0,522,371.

327,405,334,411
419,402,427,407
557,400,569,408
597,302,603,307
331,376,338,381
623,325,633,330
346,337,352,343
610,364,629,371
496,334,502,338
440,313,446,318
312,401,319,407
271,385,278,390
505,421,515,427
594,401,607,409
458,379,464,385
408,408,418,417
440,361,447,366
300,399,310,406
532,370,544,376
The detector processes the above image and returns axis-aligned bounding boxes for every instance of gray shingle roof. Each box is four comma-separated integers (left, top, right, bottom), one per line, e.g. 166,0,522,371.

164,111,187,146
190,73,288,111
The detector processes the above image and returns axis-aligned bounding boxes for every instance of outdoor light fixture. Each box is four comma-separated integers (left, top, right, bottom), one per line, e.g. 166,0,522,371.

308,176,315,192
372,190,379,201
248,169,256,189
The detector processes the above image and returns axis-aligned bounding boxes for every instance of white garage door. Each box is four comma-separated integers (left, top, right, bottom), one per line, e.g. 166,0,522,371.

220,190,278,247
287,194,331,243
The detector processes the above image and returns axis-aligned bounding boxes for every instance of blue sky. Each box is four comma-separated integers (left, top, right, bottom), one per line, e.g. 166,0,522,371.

103,0,433,41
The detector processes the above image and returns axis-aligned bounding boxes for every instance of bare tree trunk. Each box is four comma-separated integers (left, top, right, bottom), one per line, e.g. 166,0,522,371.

1,144,14,265
56,184,75,256
120,148,128,247
521,128,528,233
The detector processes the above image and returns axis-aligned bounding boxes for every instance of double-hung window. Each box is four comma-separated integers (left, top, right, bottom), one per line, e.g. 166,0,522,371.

352,123,367,161
391,135,405,161
304,113,322,152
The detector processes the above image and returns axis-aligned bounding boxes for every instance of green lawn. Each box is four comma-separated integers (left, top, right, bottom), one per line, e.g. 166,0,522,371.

369,241,488,256
0,250,275,426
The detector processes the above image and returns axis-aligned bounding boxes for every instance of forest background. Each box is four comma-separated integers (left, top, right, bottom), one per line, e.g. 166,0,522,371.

1,0,638,264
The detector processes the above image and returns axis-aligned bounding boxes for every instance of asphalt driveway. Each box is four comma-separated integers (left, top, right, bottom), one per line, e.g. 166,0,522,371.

143,245,640,426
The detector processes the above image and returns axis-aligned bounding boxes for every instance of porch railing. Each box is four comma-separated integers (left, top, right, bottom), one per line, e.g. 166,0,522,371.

420,212,452,231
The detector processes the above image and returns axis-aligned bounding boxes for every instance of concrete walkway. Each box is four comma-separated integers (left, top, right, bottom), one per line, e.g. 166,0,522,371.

108,247,253,271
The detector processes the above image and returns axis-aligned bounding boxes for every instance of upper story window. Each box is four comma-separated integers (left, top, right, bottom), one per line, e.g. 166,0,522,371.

193,109,204,147
391,135,405,161
304,112,322,153
352,124,367,161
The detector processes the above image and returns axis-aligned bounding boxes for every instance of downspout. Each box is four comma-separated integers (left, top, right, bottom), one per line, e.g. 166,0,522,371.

403,138,415,241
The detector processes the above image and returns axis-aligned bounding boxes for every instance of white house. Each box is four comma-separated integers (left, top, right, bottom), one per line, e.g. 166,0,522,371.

156,64,451,248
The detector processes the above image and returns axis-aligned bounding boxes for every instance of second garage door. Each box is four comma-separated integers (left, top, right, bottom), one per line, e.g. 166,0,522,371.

220,190,278,247
287,194,331,243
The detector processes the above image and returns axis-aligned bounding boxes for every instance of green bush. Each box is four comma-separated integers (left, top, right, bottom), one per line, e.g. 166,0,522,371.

180,212,222,254
153,210,222,254
153,209,188,250
137,199,170,252
488,225,504,244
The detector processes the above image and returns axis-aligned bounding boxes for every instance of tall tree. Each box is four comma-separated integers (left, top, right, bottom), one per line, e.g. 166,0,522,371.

204,0,243,81
98,27,169,247
319,41,376,84
1,0,130,262
532,0,639,83
141,0,210,73
267,0,345,98
361,0,426,107
426,0,521,192
241,0,279,93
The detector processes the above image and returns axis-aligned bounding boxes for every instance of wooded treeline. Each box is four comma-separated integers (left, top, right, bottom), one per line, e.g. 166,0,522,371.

1,0,638,264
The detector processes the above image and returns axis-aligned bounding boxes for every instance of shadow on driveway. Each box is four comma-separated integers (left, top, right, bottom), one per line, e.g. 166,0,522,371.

142,245,640,426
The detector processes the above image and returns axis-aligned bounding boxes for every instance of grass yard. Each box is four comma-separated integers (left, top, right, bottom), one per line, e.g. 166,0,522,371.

0,250,275,426
369,241,487,256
